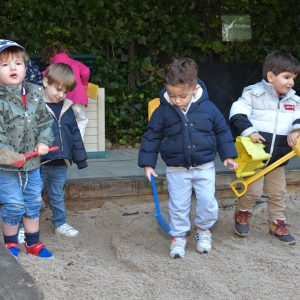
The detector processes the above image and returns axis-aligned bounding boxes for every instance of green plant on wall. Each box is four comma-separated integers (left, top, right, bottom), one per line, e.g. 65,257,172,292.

1,0,299,145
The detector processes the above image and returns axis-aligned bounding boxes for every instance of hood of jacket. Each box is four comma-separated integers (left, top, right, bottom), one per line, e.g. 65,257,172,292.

159,79,210,108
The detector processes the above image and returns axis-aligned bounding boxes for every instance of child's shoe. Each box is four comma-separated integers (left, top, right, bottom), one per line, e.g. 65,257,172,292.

234,209,251,236
268,219,296,245
17,227,25,244
5,243,20,257
25,241,54,259
170,237,186,258
55,223,79,237
195,229,212,253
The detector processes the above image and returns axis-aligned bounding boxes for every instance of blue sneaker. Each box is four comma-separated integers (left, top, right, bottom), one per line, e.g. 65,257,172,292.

5,243,20,257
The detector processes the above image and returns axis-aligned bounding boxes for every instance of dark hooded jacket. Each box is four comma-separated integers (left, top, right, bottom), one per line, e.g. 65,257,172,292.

41,98,87,169
138,80,237,169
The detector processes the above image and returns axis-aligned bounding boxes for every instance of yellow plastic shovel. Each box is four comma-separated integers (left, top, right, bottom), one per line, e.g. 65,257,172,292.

230,138,300,198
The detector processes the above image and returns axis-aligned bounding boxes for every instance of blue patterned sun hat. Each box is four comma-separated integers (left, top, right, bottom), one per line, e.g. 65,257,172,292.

0,39,24,53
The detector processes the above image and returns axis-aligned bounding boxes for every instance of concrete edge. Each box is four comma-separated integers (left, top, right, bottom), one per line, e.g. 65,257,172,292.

61,170,300,210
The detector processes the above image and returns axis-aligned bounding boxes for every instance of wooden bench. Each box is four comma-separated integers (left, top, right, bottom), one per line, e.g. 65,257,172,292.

29,53,96,72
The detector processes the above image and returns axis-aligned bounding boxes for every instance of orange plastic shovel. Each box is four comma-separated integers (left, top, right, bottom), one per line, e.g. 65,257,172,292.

230,138,300,198
10,146,59,167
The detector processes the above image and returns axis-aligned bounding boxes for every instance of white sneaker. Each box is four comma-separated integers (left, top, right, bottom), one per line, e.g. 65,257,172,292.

170,237,186,258
17,227,25,244
195,229,212,253
55,223,79,237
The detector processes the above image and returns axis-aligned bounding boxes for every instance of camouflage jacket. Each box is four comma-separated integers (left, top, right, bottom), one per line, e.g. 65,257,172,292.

0,82,54,171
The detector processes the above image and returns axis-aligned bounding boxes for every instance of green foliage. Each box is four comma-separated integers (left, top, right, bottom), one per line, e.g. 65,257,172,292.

1,0,299,145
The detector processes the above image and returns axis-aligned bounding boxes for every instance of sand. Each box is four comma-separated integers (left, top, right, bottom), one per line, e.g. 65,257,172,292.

18,194,300,300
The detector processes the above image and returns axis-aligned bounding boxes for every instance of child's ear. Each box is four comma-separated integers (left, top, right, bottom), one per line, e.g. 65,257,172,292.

192,85,199,95
266,71,275,83
42,77,48,87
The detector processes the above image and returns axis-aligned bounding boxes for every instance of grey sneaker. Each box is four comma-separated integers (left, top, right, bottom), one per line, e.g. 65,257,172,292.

170,237,186,258
55,223,79,237
195,229,212,253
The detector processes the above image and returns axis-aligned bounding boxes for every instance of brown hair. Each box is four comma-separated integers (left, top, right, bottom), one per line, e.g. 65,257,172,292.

41,42,70,65
45,63,76,92
0,47,28,67
263,51,300,80
164,57,198,87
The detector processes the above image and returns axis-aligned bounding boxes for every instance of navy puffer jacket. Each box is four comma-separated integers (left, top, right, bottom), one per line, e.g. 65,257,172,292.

138,80,237,169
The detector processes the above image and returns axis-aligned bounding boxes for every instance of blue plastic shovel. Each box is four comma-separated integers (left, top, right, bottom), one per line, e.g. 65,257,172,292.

150,175,172,234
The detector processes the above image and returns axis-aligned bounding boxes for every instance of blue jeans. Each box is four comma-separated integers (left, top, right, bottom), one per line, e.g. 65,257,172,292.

40,165,67,228
0,169,42,226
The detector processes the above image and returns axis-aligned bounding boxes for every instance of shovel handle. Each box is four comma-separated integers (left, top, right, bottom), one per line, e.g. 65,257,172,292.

11,146,59,167
230,180,248,198
150,175,161,214
24,146,59,160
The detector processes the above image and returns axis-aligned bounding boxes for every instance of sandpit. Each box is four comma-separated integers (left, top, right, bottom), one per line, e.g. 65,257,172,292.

18,194,300,300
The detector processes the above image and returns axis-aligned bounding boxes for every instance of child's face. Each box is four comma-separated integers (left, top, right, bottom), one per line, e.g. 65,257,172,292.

0,53,26,85
166,83,198,110
267,71,297,96
43,77,67,103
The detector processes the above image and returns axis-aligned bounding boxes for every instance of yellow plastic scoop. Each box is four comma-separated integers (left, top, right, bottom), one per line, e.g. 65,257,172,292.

234,136,271,178
230,138,300,198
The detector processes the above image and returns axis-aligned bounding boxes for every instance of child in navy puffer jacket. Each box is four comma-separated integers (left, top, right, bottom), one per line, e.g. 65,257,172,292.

138,58,238,258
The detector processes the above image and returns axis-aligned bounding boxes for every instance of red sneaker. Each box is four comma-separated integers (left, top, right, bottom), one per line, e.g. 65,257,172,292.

25,241,54,259
5,242,20,257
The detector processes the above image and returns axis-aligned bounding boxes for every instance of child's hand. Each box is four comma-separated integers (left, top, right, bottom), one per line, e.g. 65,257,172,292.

35,143,49,155
223,158,238,170
287,130,300,148
144,166,157,181
249,132,266,143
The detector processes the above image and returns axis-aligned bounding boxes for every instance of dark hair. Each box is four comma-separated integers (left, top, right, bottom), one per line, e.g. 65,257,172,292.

45,63,76,92
41,42,70,65
0,47,28,67
165,57,198,86
263,51,300,80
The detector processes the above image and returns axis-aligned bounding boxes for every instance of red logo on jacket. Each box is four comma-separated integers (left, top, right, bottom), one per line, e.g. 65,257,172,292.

284,104,295,111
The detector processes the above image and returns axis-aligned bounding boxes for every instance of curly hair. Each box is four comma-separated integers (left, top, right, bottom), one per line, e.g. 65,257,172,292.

164,58,198,87
41,42,70,65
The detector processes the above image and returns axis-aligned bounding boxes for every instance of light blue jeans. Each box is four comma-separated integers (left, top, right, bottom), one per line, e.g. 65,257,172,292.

166,165,218,237
0,169,43,226
40,165,67,228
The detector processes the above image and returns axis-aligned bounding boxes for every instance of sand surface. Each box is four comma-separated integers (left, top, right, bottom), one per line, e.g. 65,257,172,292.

18,194,300,300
